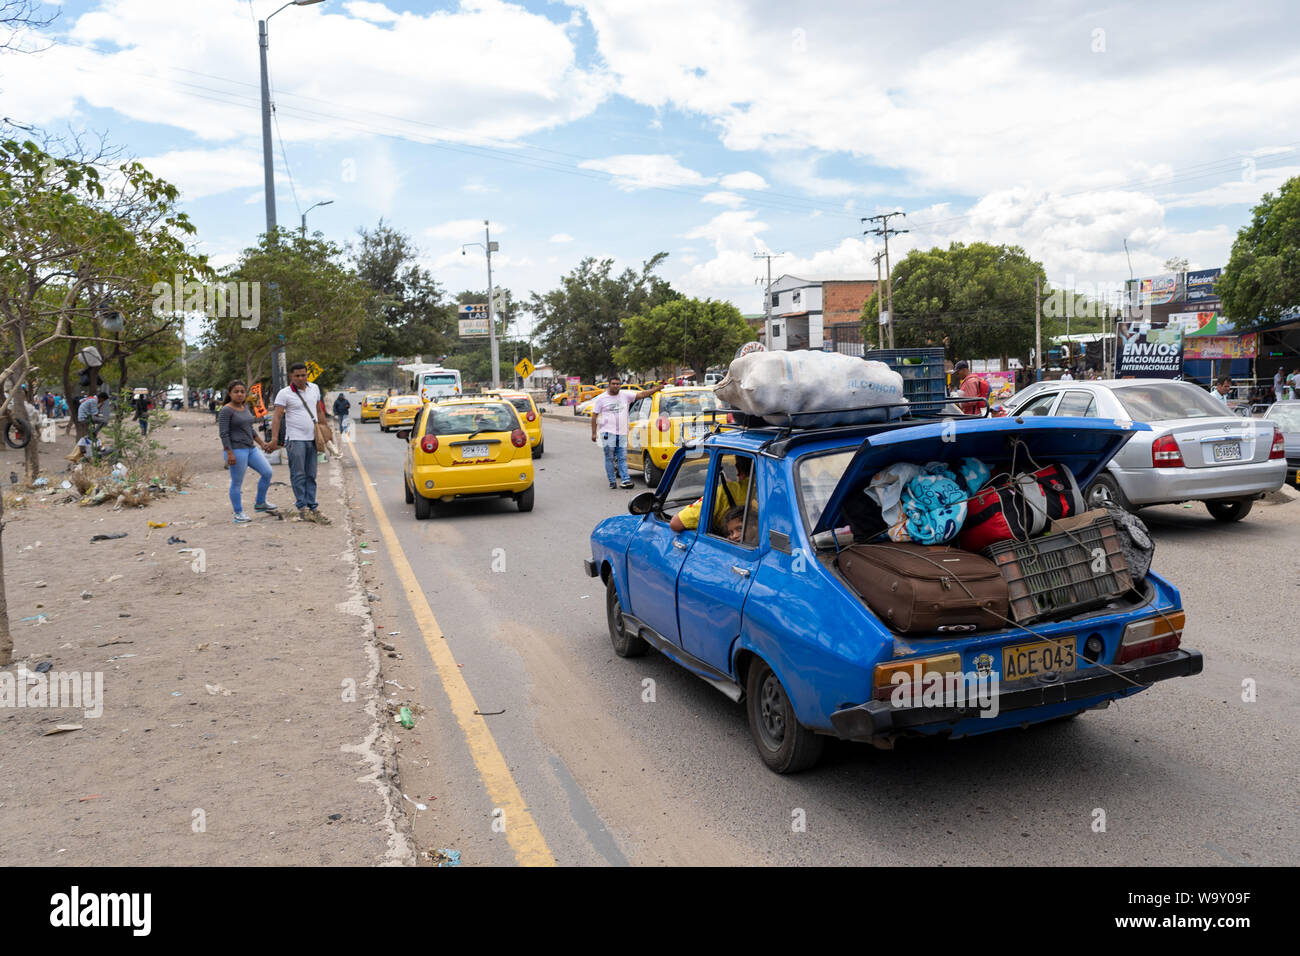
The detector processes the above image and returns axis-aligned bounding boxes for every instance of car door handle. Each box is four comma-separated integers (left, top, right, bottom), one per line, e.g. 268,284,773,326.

731,566,750,577
673,539,689,551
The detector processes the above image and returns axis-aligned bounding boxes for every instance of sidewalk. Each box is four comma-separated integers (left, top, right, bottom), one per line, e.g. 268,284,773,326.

0,411,415,865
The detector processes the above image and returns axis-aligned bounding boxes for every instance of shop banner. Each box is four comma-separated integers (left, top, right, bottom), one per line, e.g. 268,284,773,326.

1117,323,1184,378
1168,311,1221,335
970,370,1016,404
1186,268,1221,302
1183,334,1258,360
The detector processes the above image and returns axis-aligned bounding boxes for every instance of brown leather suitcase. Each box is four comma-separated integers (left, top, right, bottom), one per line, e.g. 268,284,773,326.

837,543,1009,634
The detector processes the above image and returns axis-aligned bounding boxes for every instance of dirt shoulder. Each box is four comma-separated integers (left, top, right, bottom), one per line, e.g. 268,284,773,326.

0,410,415,866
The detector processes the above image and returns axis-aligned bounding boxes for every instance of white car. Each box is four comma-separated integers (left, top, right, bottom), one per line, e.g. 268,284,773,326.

998,378,1287,521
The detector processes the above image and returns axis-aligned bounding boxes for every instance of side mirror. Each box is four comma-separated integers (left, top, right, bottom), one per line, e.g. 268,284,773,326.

628,491,657,515
396,429,411,440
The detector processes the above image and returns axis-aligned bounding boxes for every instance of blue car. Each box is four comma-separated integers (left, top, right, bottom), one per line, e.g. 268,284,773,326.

584,413,1204,772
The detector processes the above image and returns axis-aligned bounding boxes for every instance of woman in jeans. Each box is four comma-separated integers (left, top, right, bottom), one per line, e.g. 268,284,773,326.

218,380,277,522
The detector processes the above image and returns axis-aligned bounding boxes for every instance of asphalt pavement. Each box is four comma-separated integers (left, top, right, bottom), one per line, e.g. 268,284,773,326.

338,396,1300,867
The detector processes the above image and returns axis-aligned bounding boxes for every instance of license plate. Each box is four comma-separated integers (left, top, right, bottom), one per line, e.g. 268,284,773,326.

1212,441,1241,462
460,444,489,458
1002,638,1077,681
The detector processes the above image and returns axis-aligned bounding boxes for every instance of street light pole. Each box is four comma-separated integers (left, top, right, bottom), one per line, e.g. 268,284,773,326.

301,199,334,237
259,1,324,400
485,220,500,389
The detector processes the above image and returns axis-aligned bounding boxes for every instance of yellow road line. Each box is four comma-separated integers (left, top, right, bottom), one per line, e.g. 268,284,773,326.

348,440,555,867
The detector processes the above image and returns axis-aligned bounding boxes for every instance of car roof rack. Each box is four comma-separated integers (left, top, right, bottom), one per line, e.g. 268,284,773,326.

694,398,992,458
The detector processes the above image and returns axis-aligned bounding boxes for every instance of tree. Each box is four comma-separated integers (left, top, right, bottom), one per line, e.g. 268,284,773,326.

201,229,369,392
351,221,455,362
1217,176,1300,327
443,288,526,386
529,253,679,380
1163,256,1189,274
859,242,1046,361
615,298,755,381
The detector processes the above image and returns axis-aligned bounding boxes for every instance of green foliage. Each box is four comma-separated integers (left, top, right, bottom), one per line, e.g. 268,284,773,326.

200,228,369,392
351,221,455,363
860,242,1046,360
99,387,169,472
529,254,679,380
615,297,755,379
1217,176,1300,327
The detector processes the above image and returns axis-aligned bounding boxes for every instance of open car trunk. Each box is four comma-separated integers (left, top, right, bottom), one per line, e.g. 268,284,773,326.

808,416,1153,636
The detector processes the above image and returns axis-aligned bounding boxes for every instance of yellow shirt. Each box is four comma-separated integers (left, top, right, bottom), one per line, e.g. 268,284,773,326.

676,477,754,532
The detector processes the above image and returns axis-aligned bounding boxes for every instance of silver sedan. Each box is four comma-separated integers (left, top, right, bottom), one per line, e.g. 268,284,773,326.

998,379,1287,521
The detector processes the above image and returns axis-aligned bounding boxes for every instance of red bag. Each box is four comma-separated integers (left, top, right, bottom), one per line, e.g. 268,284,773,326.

959,463,1084,553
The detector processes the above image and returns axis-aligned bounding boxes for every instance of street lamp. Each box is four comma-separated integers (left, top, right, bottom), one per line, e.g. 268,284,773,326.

461,221,501,388
301,199,333,237
260,0,324,398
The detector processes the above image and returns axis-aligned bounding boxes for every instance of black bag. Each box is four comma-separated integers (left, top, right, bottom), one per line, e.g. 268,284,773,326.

841,487,887,542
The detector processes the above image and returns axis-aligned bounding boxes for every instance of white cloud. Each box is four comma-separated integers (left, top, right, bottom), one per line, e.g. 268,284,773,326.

718,170,768,191
549,233,574,243
138,148,263,200
1161,166,1300,210
4,0,612,148
701,190,746,207
424,219,506,241
578,153,713,190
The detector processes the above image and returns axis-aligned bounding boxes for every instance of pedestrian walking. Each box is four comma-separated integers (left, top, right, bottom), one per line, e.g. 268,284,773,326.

332,391,352,451
132,392,151,435
266,362,332,524
590,376,662,488
218,381,277,522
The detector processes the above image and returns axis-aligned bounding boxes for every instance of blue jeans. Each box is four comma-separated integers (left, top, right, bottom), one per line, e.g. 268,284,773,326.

228,446,272,513
600,432,629,483
286,439,319,510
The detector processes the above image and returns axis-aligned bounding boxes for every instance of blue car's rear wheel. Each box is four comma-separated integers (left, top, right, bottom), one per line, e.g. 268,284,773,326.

746,660,823,774
606,577,647,658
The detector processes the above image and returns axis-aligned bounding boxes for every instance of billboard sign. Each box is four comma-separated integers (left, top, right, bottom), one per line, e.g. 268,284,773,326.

1116,323,1183,378
1183,334,1257,360
458,303,489,337
1167,311,1221,336
1135,273,1184,306
1186,268,1221,302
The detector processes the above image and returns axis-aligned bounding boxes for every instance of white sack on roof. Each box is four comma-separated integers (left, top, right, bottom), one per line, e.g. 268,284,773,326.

715,350,906,427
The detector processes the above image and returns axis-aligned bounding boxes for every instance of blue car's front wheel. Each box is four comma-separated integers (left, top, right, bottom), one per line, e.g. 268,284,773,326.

746,660,823,774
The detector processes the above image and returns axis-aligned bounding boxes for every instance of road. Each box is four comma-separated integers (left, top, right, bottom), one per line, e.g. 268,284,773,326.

337,397,1300,867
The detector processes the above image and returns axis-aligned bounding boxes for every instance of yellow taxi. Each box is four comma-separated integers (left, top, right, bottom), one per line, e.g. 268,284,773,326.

627,386,724,487
397,398,534,518
360,393,388,422
483,389,544,458
560,383,601,410
379,394,422,431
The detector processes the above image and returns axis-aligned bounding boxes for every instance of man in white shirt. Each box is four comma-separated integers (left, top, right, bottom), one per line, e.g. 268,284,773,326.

589,376,662,488
1275,368,1285,404
267,362,331,524
1211,376,1231,403
1059,369,1074,381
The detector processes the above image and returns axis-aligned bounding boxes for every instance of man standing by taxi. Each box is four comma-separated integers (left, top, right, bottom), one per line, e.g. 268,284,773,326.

591,376,662,489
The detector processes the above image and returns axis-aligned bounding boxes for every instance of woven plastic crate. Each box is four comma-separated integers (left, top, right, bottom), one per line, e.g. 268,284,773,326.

986,513,1134,624
869,347,947,412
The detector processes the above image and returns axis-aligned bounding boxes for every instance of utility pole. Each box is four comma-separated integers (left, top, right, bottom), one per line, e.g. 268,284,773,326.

753,251,784,349
872,251,886,350
863,212,908,349
1035,275,1043,382
485,220,500,389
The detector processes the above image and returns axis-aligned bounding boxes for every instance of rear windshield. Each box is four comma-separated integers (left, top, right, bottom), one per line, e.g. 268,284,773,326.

507,397,532,414
388,396,419,405
661,391,720,418
424,374,458,386
1112,383,1228,421
426,403,516,435
795,450,855,529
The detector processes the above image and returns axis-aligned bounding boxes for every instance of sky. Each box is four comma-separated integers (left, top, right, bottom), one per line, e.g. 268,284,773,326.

3,0,1299,339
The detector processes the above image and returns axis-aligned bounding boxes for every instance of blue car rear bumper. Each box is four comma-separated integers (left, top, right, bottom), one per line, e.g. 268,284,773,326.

829,649,1203,740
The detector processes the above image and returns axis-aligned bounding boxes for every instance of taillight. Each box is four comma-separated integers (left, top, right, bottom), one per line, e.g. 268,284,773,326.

511,429,527,447
1151,434,1183,468
526,410,536,422
420,436,437,454
1116,611,1185,664
656,416,670,432
872,653,962,701
1270,425,1286,459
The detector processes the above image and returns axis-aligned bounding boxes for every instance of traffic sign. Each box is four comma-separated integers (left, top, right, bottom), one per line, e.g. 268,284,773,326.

515,357,535,379
304,360,323,381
